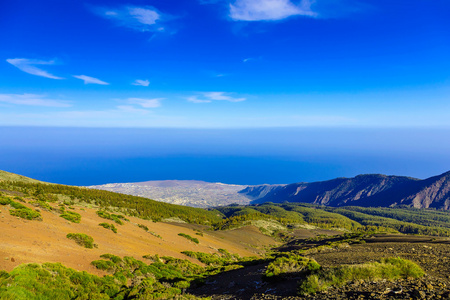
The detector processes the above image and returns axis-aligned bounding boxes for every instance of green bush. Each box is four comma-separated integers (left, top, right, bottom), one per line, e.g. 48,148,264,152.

264,254,320,279
100,254,123,264
90,260,117,272
66,233,96,249
178,233,199,244
9,201,27,210
298,257,425,295
96,210,126,225
99,223,117,233
0,196,11,205
30,200,53,211
9,208,41,220
0,262,122,299
60,211,81,223
138,224,149,231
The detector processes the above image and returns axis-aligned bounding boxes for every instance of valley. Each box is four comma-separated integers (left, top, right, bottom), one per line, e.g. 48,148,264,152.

1,170,450,299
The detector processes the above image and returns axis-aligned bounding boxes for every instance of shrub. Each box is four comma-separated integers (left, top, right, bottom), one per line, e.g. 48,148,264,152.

91,260,117,272
0,262,122,299
9,208,41,221
66,233,96,249
9,201,27,210
178,233,199,244
149,231,162,239
96,210,127,225
298,257,425,295
264,254,320,279
13,196,25,202
30,200,53,211
100,254,123,264
60,211,81,223
99,223,117,233
138,224,149,231
0,196,11,205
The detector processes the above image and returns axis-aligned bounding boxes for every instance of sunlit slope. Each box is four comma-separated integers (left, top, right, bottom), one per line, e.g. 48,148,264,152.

0,194,274,274
0,170,41,183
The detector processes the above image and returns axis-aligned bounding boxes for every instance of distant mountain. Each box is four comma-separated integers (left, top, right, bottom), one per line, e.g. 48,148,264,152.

246,171,450,210
238,184,286,200
88,180,253,208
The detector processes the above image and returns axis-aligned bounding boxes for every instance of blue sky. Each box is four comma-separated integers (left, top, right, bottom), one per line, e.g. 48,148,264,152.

1,0,450,184
1,0,449,128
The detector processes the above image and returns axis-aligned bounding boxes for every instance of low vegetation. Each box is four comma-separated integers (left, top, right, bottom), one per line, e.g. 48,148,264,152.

264,253,320,279
0,180,223,224
99,222,117,233
96,210,128,225
137,223,149,231
298,257,425,295
178,233,199,244
1,197,43,221
59,211,81,223
66,233,96,249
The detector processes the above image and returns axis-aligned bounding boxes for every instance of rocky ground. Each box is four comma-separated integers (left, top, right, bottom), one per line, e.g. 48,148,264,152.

188,235,450,299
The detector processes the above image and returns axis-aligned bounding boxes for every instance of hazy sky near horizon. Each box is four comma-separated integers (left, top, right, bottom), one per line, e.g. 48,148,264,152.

1,127,450,185
1,0,449,128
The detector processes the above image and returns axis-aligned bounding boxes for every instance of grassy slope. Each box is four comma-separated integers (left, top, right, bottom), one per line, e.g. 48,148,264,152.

0,170,40,183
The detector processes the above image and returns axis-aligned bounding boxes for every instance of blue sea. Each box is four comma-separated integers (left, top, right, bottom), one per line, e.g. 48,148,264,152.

1,127,449,186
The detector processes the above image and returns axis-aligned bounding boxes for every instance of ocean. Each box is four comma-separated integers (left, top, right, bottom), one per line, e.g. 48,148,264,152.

1,126,449,185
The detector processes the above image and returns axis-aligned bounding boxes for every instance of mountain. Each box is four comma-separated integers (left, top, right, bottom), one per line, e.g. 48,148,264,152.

237,184,285,200
89,171,450,210
88,180,252,208
247,171,450,210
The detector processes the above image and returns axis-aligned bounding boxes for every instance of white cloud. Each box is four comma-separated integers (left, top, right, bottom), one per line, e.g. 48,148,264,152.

128,97,163,108
94,5,167,32
205,92,246,102
229,0,316,21
73,75,109,85
128,7,159,25
0,93,71,107
187,92,246,103
132,79,150,86
6,58,64,79
187,96,212,103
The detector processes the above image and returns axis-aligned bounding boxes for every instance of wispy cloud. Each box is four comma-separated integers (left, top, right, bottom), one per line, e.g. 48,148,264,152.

187,96,212,103
132,79,150,86
0,93,71,107
128,97,163,108
73,75,109,85
6,58,64,79
242,56,262,63
188,92,246,103
116,105,150,114
229,0,316,21
93,5,169,32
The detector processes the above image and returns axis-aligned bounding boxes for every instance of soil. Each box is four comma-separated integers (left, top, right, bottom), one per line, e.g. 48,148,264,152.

0,200,277,275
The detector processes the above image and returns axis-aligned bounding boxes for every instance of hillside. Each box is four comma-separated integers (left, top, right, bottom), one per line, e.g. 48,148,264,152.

248,171,450,210
3,170,450,299
0,170,41,183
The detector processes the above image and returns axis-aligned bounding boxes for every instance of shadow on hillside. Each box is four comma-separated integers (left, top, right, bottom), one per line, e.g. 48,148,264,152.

187,261,303,300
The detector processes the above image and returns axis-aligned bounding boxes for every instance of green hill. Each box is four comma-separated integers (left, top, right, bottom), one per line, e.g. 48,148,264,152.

0,170,41,183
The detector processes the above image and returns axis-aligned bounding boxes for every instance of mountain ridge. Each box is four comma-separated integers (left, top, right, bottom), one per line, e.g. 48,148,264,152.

250,171,450,210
